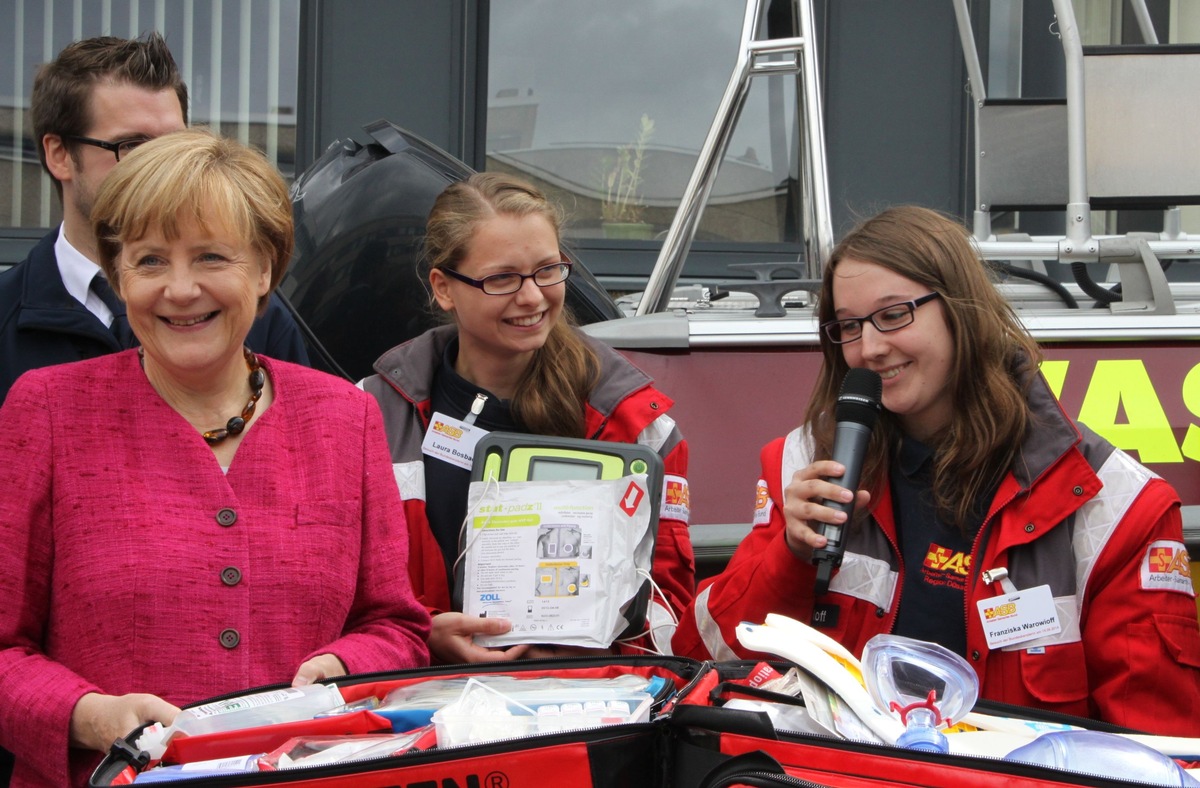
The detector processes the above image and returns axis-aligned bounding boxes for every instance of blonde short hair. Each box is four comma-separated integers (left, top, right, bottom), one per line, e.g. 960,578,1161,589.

92,127,292,313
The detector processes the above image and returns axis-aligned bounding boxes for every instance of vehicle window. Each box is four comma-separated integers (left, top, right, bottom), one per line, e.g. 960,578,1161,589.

486,0,803,254
1,0,300,230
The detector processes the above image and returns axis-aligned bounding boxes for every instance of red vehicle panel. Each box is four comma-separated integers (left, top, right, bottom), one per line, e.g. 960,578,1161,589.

624,342,1200,526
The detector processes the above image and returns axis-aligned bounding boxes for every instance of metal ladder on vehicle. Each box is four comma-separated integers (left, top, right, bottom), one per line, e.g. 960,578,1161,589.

953,0,1200,315
636,0,832,317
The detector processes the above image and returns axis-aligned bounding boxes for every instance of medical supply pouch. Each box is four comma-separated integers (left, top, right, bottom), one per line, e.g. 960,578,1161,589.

666,660,1190,788
90,654,705,788
458,433,665,647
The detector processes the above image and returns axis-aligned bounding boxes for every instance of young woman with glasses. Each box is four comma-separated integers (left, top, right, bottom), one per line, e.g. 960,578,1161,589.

673,205,1200,735
361,172,694,664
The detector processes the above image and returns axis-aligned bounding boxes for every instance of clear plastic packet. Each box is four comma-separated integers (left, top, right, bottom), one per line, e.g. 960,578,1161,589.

132,753,262,783
258,728,429,771
430,677,654,748
377,674,658,731
137,684,346,759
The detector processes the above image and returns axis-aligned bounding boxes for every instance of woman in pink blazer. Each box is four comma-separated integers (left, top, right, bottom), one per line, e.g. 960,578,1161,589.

0,129,430,787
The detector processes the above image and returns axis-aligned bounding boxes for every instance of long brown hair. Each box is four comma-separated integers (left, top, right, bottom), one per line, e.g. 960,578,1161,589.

805,205,1042,529
424,172,599,436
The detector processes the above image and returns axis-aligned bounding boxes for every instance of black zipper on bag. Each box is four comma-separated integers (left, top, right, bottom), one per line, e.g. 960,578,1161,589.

704,772,835,788
95,717,660,786
971,697,1142,735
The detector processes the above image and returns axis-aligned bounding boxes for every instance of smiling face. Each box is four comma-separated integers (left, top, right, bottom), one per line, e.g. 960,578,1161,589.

832,257,956,442
429,212,565,383
117,208,271,386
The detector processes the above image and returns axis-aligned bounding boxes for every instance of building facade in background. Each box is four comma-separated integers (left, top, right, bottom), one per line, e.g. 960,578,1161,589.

1,0,1194,284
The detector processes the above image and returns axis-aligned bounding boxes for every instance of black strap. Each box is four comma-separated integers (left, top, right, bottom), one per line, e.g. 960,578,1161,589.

710,681,807,709
90,274,135,348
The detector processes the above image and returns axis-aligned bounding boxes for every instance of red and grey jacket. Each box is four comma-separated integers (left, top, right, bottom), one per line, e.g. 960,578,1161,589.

673,373,1200,735
361,324,695,655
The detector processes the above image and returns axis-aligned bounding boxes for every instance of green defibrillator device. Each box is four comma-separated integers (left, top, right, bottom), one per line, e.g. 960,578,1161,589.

457,432,664,643
473,432,662,486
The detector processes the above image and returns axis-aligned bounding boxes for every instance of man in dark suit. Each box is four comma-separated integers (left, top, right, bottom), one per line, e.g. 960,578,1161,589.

0,33,308,404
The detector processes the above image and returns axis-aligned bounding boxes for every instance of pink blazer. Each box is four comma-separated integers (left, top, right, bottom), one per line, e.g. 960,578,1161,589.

0,351,430,786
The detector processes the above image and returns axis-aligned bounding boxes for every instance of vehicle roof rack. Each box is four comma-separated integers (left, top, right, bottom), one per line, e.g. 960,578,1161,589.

637,0,833,316
953,0,1200,315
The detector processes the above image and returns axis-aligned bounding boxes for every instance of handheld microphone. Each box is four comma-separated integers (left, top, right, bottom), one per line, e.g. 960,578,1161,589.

812,367,882,595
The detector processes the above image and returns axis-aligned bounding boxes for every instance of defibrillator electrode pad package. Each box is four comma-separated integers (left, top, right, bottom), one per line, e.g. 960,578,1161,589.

459,433,663,648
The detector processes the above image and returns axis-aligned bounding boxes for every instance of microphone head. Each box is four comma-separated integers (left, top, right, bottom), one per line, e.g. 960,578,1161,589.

835,368,883,428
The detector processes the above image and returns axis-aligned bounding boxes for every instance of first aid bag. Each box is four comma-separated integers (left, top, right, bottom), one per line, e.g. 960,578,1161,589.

91,656,702,787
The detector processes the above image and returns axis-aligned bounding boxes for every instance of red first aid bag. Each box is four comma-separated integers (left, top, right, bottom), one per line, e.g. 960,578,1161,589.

90,655,706,788
665,660,1181,788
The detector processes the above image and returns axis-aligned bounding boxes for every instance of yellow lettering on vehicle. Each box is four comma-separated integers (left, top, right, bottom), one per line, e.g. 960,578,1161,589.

1181,363,1200,462
1040,359,1069,399
1077,360,1182,463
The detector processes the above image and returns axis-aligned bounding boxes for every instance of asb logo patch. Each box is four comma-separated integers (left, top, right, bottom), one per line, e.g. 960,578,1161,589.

1140,540,1195,596
660,474,690,523
751,479,773,527
919,542,970,590
923,544,971,576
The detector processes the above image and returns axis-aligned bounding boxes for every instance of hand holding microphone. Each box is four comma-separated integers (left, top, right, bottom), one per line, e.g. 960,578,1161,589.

810,368,882,595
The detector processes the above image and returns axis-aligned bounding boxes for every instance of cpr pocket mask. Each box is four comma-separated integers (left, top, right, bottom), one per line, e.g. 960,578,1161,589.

461,473,655,649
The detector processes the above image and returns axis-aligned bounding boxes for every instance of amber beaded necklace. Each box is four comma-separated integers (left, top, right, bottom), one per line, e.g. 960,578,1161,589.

139,346,265,445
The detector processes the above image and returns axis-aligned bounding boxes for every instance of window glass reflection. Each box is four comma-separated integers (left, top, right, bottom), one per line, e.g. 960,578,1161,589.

1,0,299,230
487,0,802,247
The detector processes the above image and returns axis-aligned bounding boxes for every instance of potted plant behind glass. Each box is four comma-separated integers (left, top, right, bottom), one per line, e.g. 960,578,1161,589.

600,114,655,239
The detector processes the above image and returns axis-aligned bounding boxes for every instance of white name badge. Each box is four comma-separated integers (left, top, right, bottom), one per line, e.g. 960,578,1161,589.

421,412,488,471
975,583,1061,650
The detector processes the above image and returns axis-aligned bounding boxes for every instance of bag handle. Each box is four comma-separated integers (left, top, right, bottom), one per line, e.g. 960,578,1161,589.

669,704,778,739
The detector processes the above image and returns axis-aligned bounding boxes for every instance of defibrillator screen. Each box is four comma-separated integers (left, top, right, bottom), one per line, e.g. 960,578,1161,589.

528,457,603,481
474,433,652,484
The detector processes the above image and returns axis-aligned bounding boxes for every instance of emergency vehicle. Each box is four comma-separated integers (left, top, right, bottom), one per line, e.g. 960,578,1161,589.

577,0,1200,594
286,0,1199,594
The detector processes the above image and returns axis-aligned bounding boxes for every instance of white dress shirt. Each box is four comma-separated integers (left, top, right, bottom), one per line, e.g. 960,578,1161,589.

53,225,113,327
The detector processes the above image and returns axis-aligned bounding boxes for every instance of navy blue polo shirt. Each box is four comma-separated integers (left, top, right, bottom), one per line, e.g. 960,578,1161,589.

889,436,992,658
425,338,519,591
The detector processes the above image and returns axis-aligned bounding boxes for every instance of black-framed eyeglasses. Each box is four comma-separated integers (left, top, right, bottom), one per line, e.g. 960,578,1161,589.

821,292,941,344
442,260,572,296
62,135,150,162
